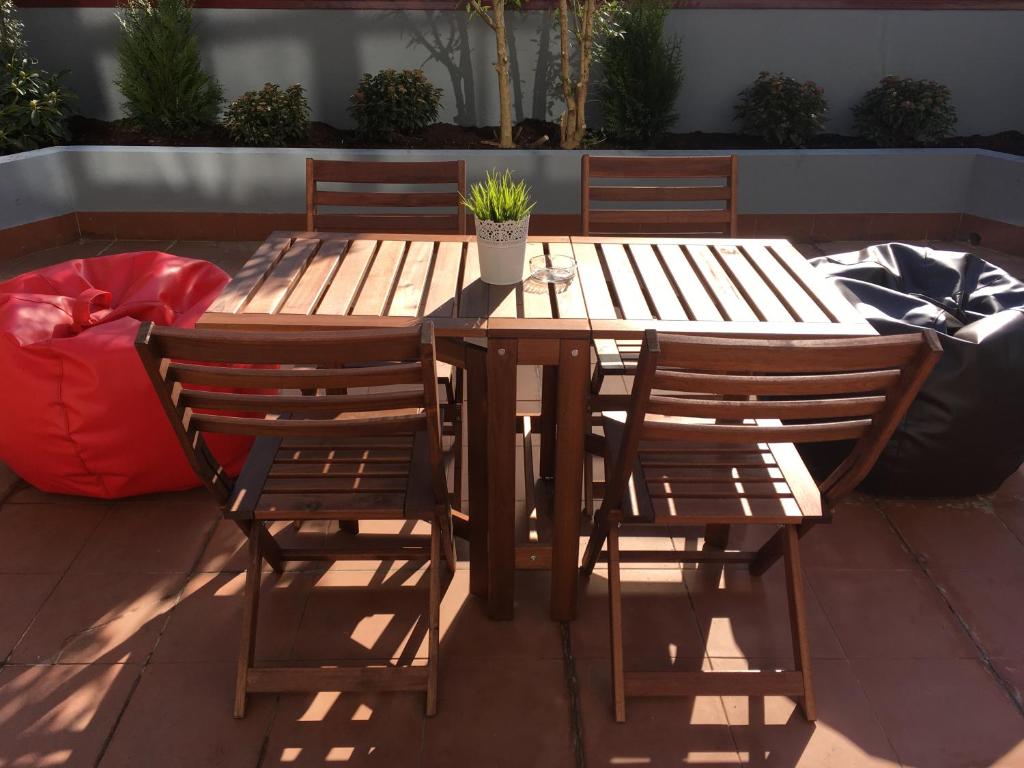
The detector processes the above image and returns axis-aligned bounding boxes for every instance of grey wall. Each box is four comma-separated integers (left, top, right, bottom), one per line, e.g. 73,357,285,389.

0,147,75,228
18,8,1024,135
966,151,1024,226
0,146,992,234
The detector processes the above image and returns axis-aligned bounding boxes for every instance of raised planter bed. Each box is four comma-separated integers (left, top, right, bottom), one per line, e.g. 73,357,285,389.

2,146,1023,258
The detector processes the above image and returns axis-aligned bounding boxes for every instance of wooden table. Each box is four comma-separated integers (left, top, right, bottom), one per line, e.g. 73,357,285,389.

197,232,874,622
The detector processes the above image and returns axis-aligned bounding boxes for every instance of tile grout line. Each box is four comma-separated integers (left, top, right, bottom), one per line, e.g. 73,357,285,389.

91,507,223,768
800,555,909,767
3,500,114,667
559,620,587,768
676,553,743,762
871,497,1024,720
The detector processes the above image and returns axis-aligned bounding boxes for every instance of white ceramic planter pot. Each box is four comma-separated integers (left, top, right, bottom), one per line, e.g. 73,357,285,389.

475,215,530,285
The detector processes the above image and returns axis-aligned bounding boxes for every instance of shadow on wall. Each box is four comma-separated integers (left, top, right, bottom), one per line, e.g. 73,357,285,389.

385,9,561,130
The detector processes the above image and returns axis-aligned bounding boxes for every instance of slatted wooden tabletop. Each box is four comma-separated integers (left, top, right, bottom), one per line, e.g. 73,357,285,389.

199,233,874,340
571,236,872,338
199,232,590,335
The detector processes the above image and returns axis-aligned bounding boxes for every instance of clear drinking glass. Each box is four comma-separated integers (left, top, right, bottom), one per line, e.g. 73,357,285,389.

528,253,577,285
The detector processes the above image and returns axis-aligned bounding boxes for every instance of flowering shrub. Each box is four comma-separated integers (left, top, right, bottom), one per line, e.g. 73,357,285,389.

734,71,827,147
349,69,442,139
0,0,74,153
223,83,310,146
853,76,957,147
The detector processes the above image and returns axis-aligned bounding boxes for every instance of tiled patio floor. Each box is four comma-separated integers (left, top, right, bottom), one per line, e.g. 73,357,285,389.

1,239,1023,767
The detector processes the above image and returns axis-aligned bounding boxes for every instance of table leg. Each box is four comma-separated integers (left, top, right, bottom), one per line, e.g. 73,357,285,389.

486,338,518,620
465,343,489,599
539,366,558,480
550,337,589,621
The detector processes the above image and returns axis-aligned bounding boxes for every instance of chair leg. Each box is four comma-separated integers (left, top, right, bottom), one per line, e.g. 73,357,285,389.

452,371,464,514
234,520,263,718
338,520,359,535
581,509,609,577
590,365,605,400
439,508,457,574
705,524,730,550
782,525,816,721
607,520,626,723
426,519,441,717
233,519,283,575
751,519,815,577
583,452,595,521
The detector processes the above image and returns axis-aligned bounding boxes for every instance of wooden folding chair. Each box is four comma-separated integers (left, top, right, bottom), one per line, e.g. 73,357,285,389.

306,158,467,235
581,155,739,404
136,322,456,718
305,157,467,511
580,330,941,722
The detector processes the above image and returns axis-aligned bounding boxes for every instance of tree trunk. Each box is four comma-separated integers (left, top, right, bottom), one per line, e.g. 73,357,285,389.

492,0,514,149
557,0,594,150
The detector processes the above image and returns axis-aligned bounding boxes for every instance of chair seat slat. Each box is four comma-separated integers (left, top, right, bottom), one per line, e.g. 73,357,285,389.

640,417,873,444
647,394,887,420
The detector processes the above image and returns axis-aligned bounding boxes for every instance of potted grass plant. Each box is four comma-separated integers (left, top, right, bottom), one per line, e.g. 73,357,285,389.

462,169,536,285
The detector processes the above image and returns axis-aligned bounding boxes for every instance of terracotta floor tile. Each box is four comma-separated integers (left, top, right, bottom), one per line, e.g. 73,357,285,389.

0,573,62,660
853,658,1024,767
197,518,333,573
68,489,218,574
290,567,436,664
992,659,1024,711
11,571,184,664
0,461,20,500
572,569,707,666
684,564,845,661
992,470,1024,542
324,519,436,572
0,240,112,280
801,499,914,570
167,241,261,278
439,570,563,660
4,486,112,505
808,568,976,659
582,523,679,570
811,240,875,255
98,240,176,256
881,497,1024,571
576,658,741,767
261,688,425,767
421,657,574,768
712,658,901,768
0,499,108,574
153,570,315,663
0,663,140,768
927,561,1024,659
793,243,823,259
98,662,276,768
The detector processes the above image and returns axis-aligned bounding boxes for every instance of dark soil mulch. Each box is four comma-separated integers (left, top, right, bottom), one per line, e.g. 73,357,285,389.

67,115,1024,156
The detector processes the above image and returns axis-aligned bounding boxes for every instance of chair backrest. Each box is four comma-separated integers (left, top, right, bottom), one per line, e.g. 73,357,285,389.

581,154,738,236
603,330,942,512
135,323,447,508
305,159,467,234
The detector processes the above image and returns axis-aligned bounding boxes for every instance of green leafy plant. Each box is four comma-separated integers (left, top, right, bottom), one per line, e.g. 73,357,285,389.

223,83,309,147
0,0,23,54
597,0,682,148
115,0,222,139
853,76,957,147
461,169,535,223
0,0,74,154
734,71,827,147
349,68,442,140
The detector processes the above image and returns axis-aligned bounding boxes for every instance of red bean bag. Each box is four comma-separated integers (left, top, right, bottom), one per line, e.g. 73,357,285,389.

0,251,251,498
